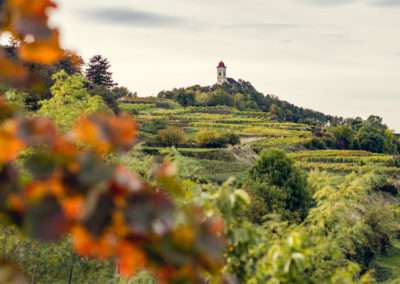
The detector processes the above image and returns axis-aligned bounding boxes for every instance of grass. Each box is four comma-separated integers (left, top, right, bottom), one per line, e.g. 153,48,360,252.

142,147,238,162
373,240,400,283
176,156,248,183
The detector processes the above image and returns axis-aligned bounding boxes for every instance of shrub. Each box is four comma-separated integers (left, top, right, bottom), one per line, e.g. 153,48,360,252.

248,149,311,221
196,129,223,147
225,133,241,145
196,129,240,148
141,119,167,134
156,127,186,146
305,138,327,150
155,100,180,109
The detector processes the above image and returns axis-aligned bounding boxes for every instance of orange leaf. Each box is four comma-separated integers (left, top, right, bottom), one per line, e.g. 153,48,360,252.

7,194,25,213
19,30,64,64
62,196,84,220
53,137,78,158
25,177,65,201
0,56,27,83
73,115,137,153
0,120,25,163
72,226,95,256
9,0,57,18
117,242,147,278
92,234,115,259
108,115,137,148
73,116,110,153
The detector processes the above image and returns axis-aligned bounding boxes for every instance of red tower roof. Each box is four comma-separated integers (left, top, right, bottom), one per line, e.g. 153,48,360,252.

217,61,226,68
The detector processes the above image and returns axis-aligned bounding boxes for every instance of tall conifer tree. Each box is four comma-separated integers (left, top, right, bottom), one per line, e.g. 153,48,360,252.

85,55,116,88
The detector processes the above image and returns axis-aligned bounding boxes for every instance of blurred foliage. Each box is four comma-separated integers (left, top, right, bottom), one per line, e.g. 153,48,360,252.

0,1,226,283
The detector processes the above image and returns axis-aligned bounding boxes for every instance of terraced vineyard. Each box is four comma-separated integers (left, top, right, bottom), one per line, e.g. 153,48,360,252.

290,150,400,175
122,102,400,182
133,105,312,146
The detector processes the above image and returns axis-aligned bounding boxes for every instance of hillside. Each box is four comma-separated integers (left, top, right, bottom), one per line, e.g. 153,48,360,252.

119,96,400,181
157,79,337,125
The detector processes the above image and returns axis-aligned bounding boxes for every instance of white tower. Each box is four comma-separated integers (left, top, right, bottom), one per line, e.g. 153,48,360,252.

217,61,227,85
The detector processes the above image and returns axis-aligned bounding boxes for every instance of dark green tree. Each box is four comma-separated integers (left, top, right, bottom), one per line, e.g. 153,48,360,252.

176,91,195,107
85,55,116,88
87,85,120,114
328,125,355,149
356,127,386,153
248,149,311,221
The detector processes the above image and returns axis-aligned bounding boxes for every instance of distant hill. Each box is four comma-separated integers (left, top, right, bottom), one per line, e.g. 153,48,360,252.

157,79,339,125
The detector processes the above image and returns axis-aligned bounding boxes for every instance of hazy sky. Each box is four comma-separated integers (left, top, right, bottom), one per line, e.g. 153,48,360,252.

53,0,400,130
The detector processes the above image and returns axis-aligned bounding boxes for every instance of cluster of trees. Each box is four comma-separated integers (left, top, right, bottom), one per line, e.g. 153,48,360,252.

307,115,400,154
1,39,134,116
158,80,335,124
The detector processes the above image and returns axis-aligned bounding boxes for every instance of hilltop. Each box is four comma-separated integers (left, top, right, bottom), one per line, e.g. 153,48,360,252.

156,79,336,125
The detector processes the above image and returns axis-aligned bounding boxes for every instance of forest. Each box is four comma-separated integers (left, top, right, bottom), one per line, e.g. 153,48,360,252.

0,1,400,284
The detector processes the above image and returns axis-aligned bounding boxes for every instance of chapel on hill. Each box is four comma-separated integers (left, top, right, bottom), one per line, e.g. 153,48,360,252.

217,61,227,85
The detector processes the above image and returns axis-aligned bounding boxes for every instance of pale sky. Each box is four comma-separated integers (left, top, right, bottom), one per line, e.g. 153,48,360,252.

53,0,400,130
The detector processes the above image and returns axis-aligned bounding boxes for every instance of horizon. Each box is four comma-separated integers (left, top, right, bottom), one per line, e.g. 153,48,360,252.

54,0,400,130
